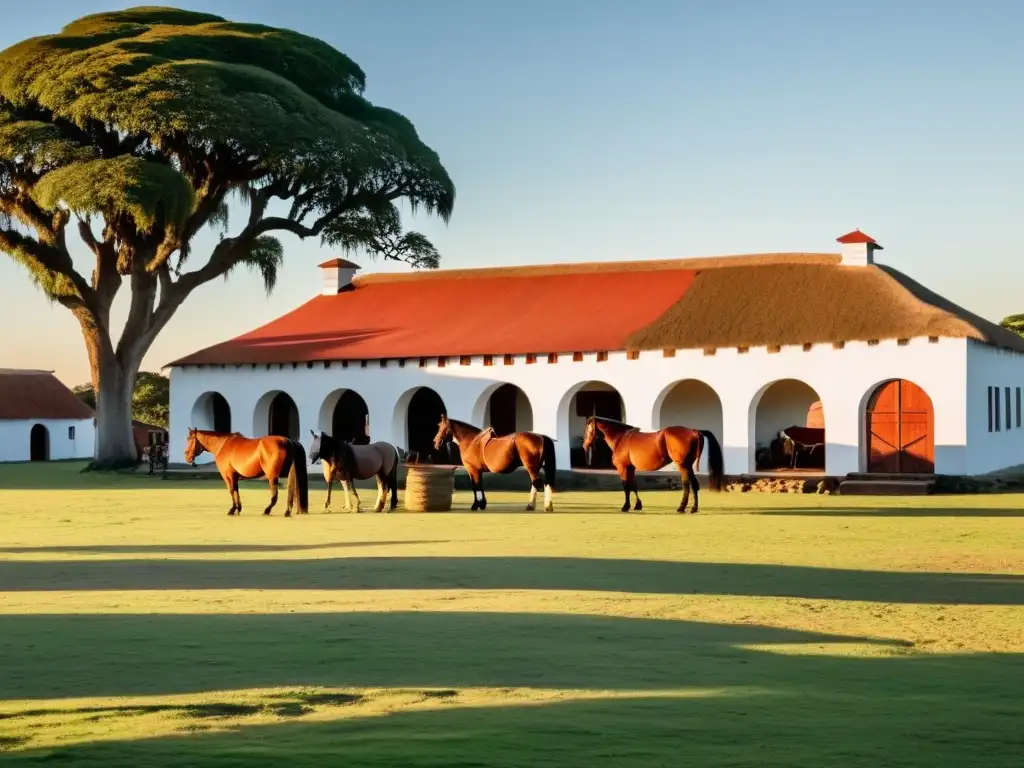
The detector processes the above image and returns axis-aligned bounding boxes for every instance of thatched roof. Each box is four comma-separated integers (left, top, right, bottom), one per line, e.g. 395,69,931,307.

171,251,1024,366
625,258,1024,353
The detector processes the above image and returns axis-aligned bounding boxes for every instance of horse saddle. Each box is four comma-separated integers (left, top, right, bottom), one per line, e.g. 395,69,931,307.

477,427,517,466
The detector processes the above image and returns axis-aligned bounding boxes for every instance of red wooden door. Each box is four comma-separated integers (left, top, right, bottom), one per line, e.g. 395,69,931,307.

866,380,935,473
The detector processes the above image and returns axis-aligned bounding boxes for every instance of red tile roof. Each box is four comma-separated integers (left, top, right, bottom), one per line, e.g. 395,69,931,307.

836,229,880,246
0,369,95,420
173,264,700,365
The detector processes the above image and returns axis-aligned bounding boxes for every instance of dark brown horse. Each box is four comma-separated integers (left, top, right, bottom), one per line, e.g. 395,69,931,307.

308,430,400,513
581,416,725,513
184,429,309,517
433,415,557,511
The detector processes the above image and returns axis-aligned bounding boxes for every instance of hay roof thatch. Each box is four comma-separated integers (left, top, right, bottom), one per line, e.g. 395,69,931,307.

171,252,1024,366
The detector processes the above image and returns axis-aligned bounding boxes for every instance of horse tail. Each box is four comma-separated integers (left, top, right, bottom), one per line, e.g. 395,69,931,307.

541,434,557,491
699,430,725,492
388,444,400,509
695,430,704,473
290,440,309,514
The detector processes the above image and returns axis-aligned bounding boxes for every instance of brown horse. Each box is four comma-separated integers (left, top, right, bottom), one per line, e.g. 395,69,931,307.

581,416,725,513
433,415,556,511
309,430,400,513
185,428,309,516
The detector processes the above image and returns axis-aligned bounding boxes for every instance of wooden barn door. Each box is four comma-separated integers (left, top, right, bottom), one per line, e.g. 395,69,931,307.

866,380,935,474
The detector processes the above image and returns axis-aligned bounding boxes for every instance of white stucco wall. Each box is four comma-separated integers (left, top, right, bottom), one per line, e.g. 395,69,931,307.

965,340,1024,475
0,418,96,463
169,336,973,476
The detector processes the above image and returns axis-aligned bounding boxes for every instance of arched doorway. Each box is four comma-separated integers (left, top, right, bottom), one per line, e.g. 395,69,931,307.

319,389,370,444
191,392,232,433
656,380,723,472
268,392,299,440
569,381,625,469
865,379,935,474
753,379,825,471
484,384,533,435
406,387,449,463
29,424,49,461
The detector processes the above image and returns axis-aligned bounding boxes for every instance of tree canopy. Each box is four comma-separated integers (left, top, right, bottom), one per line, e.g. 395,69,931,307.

1000,314,1024,339
0,7,454,465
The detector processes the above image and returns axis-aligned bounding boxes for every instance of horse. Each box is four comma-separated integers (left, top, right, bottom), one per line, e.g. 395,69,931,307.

308,430,400,513
184,428,309,517
432,414,557,512
581,416,725,513
778,427,825,470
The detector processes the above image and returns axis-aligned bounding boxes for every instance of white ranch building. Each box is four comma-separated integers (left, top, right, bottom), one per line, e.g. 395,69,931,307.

168,231,1024,478
0,369,96,462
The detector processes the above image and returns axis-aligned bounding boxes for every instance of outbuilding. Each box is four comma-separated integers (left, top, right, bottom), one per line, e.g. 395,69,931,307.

0,369,96,462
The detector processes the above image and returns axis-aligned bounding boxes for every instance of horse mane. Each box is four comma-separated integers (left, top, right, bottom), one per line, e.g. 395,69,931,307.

335,439,357,472
448,418,481,433
592,416,635,430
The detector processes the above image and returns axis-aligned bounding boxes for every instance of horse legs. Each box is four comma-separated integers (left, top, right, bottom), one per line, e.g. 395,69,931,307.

631,467,643,512
264,475,280,516
525,471,539,511
543,481,554,512
468,469,483,511
373,474,385,513
689,468,702,514
323,464,334,513
223,473,239,516
678,466,691,512
618,466,632,512
343,479,363,513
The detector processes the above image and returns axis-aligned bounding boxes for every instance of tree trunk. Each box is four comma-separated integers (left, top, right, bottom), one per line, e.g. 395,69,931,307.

88,342,141,470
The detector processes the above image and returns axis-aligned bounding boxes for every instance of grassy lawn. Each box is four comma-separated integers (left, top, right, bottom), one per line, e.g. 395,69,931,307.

0,461,1022,766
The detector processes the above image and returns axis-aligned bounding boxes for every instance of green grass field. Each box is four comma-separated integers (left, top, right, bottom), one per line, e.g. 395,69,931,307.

0,461,1022,766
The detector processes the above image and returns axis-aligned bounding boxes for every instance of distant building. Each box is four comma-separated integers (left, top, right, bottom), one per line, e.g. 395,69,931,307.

167,231,1024,477
0,369,95,462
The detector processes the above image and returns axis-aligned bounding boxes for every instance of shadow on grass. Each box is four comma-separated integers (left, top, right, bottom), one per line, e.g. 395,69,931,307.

1,611,1021,766
0,541,449,555
753,507,1024,518
0,556,1019,605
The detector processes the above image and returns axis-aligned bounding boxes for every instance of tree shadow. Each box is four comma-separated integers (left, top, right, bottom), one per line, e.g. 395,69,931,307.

754,507,1024,518
1,611,1020,766
0,541,449,555
0,556,1019,605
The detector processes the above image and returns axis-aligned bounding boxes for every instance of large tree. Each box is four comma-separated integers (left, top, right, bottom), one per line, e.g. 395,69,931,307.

0,7,454,467
74,371,170,428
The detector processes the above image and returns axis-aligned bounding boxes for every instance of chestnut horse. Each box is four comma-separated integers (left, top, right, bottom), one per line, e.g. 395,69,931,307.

308,430,400,513
433,415,557,511
582,416,725,513
184,428,309,517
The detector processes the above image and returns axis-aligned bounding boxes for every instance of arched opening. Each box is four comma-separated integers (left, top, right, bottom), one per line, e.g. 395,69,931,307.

655,379,723,472
29,424,49,462
569,381,625,469
484,383,533,435
865,379,935,474
406,386,450,464
318,389,370,444
753,379,825,472
190,391,232,433
266,392,300,440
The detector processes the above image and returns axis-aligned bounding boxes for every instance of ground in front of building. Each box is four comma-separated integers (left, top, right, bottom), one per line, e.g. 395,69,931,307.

1,461,1021,766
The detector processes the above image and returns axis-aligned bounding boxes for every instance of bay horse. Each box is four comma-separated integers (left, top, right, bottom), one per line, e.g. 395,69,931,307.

184,428,309,517
432,415,556,512
581,416,725,513
308,430,400,513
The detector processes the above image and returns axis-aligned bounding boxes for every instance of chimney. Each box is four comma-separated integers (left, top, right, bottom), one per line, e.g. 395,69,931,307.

318,258,361,295
836,229,882,267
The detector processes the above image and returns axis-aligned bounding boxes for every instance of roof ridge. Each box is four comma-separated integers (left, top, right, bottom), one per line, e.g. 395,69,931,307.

354,252,841,283
0,368,56,375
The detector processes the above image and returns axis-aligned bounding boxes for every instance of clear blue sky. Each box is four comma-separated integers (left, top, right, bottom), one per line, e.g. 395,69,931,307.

3,0,1023,385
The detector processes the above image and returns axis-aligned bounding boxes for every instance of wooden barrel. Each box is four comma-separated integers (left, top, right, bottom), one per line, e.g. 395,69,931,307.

404,464,456,512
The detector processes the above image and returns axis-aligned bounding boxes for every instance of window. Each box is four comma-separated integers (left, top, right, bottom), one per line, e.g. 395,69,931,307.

1017,387,1021,429
68,426,75,440
994,386,1001,432
988,386,994,432
1007,387,1013,431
